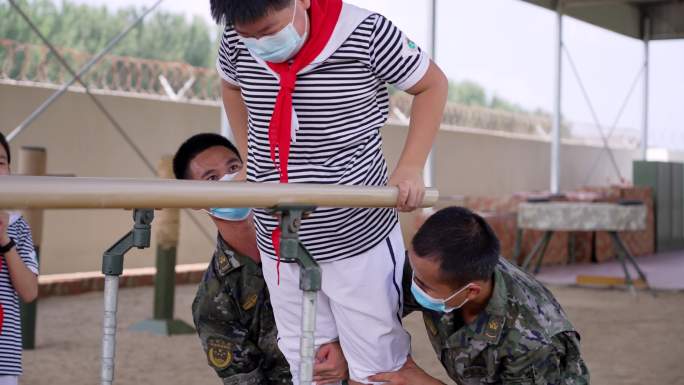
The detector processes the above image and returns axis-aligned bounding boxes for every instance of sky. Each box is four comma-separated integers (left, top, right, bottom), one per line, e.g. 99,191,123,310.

70,0,684,150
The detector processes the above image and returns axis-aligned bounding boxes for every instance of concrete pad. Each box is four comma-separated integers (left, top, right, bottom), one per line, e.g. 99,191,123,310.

536,251,684,291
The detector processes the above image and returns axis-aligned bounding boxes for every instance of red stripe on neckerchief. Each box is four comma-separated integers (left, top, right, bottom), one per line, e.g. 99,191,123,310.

267,0,342,284
271,227,282,285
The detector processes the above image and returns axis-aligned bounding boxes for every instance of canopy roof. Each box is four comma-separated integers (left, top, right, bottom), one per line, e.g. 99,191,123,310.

522,0,684,40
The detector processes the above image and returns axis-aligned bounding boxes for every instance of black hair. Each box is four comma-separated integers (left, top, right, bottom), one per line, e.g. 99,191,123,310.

412,207,500,286
210,0,292,25
173,133,241,180
0,132,9,164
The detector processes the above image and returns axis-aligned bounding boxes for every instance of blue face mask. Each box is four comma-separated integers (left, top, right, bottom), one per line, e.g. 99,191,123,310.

410,274,472,313
241,0,309,63
206,173,251,222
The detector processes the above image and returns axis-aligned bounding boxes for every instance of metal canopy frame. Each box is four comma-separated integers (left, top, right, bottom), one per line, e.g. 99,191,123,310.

523,0,684,41
521,0,684,193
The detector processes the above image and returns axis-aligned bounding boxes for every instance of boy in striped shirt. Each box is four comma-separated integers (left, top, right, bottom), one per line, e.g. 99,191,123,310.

0,132,39,385
210,1,447,383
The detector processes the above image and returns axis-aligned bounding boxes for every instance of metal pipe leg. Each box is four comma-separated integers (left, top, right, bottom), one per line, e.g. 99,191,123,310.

522,231,552,272
513,228,523,264
568,232,577,265
611,232,649,285
299,290,317,385
522,235,545,271
534,231,553,274
101,275,120,385
609,232,636,295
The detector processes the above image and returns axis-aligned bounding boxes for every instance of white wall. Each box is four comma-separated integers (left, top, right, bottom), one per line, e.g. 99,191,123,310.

1,82,639,273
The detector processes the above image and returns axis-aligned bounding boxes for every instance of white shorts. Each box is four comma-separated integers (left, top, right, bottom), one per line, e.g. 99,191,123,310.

261,224,410,384
0,376,18,385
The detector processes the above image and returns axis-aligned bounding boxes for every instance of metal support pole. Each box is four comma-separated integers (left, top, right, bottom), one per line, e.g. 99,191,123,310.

18,147,46,350
273,206,320,385
5,0,164,142
550,2,563,194
101,275,119,385
423,0,438,188
641,17,651,160
220,105,233,141
100,209,154,385
129,157,194,335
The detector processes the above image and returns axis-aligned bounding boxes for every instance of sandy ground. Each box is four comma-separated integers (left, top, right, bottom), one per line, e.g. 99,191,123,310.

20,284,684,385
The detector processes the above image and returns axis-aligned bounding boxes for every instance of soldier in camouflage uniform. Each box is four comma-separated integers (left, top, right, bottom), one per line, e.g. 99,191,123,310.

173,133,347,385
192,236,292,384
371,207,590,385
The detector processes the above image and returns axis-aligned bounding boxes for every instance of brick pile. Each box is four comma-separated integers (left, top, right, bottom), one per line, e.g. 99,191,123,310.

413,186,655,268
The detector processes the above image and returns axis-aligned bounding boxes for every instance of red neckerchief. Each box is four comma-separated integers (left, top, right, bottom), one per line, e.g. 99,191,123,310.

267,0,342,284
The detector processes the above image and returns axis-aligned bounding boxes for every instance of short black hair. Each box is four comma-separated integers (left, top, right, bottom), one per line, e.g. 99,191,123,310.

210,0,292,25
173,133,241,180
0,132,10,164
412,207,500,286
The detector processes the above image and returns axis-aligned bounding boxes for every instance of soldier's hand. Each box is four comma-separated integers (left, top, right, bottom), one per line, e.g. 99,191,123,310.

368,357,444,385
313,341,348,385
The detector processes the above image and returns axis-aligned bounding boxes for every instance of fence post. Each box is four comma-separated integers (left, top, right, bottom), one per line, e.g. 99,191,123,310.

18,146,46,350
130,156,194,335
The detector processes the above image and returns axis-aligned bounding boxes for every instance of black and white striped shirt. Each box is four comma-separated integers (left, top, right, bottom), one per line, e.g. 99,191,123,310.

0,214,38,375
217,5,429,262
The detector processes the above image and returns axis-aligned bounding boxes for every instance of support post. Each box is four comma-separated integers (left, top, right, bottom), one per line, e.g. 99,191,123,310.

550,2,563,194
273,206,320,385
423,0,438,189
641,17,651,161
18,146,46,350
130,157,193,335
220,104,233,141
100,209,154,385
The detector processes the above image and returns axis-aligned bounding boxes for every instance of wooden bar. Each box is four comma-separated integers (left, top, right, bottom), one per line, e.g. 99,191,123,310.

0,176,439,209
576,275,648,289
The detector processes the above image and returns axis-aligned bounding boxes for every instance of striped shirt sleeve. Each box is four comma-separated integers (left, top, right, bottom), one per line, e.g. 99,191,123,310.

369,15,430,91
216,27,240,87
9,218,38,275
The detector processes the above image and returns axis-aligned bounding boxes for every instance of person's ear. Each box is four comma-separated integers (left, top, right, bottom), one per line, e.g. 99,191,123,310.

301,0,311,10
465,283,481,301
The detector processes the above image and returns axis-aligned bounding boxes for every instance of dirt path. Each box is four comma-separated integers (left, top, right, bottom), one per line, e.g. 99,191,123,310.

21,285,684,384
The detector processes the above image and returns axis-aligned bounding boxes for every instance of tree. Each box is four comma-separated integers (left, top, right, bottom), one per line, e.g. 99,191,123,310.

447,80,487,106
489,95,525,114
0,0,216,67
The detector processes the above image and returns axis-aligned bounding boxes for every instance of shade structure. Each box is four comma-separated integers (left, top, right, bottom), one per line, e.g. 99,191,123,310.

520,0,684,192
522,0,684,40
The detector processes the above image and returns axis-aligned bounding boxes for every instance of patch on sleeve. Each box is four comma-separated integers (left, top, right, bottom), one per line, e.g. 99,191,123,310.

216,253,231,276
215,248,240,277
483,315,505,343
402,35,420,58
242,293,258,311
207,337,233,369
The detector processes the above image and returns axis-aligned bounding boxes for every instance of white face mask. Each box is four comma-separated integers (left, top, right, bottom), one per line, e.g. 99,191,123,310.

241,0,309,63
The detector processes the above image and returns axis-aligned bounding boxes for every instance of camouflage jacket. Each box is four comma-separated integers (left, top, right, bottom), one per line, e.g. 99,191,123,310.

404,258,590,385
192,237,292,385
